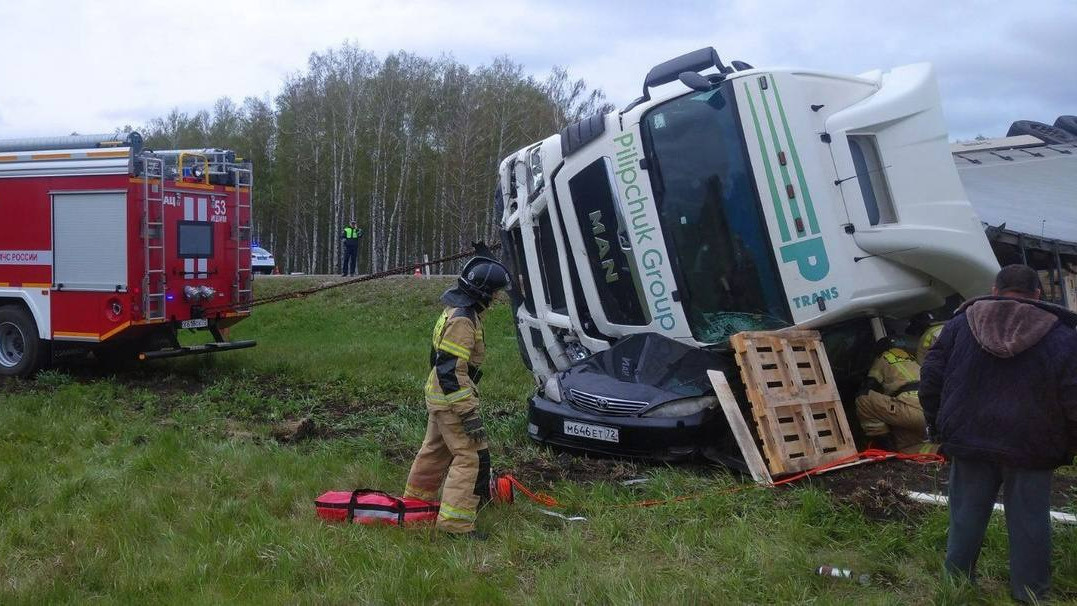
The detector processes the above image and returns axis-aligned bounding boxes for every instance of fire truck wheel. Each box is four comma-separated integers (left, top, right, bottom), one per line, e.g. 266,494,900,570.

0,305,46,378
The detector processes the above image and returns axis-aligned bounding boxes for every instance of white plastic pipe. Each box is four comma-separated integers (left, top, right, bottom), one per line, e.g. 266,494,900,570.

904,491,1076,525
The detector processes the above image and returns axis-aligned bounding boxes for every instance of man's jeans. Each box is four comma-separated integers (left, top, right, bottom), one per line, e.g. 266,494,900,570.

945,457,1052,602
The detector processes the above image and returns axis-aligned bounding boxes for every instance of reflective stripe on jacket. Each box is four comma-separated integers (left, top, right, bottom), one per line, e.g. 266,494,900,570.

867,348,921,397
425,306,485,406
915,323,945,365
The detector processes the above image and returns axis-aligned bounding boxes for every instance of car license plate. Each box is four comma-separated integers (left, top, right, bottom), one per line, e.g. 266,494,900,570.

563,421,619,443
180,319,208,329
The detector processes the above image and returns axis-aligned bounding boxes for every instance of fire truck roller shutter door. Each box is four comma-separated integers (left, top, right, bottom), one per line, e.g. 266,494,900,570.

51,192,128,291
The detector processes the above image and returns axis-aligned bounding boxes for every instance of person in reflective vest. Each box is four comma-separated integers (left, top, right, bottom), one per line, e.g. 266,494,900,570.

404,255,510,536
854,339,933,453
340,221,362,276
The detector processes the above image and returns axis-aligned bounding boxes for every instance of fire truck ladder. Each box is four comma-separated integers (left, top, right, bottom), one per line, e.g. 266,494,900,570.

232,166,254,310
142,156,167,321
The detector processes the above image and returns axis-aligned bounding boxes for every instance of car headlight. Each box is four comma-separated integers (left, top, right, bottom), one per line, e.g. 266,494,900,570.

543,375,563,402
642,395,718,418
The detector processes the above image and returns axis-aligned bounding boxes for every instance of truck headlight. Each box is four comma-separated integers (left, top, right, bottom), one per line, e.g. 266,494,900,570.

543,376,563,402
642,396,718,418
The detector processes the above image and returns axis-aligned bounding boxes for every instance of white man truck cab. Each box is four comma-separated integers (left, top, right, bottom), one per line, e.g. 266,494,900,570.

497,47,999,460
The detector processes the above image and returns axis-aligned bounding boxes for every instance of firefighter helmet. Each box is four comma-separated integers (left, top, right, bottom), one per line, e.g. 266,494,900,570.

440,256,511,309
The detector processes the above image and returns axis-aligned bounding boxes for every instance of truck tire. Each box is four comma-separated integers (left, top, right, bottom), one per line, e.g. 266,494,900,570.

0,305,47,378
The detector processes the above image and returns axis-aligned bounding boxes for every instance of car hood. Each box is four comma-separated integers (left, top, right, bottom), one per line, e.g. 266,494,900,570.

558,333,734,407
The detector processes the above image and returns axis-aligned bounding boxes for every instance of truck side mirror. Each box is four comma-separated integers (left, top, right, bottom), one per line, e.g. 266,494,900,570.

624,47,732,112
644,47,726,94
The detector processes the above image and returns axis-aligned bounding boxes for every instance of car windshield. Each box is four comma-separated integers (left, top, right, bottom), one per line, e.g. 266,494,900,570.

252,247,269,256
640,83,791,344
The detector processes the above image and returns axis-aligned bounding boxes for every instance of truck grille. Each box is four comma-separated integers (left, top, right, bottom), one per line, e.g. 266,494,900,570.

567,389,649,416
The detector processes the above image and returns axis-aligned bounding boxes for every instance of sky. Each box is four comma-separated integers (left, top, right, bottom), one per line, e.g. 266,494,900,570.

0,0,1074,141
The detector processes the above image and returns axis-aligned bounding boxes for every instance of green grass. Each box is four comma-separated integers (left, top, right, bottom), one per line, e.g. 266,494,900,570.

1,276,1074,604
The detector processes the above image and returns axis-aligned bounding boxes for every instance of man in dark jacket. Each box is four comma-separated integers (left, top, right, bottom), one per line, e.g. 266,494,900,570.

920,264,1077,602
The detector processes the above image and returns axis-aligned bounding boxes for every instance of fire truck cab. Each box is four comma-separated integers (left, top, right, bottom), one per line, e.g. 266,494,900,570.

0,132,256,377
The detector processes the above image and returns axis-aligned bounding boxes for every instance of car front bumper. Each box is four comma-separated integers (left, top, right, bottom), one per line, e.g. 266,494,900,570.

527,394,723,461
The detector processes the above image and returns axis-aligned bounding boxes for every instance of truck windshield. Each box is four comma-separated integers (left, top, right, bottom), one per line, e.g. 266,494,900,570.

640,83,791,344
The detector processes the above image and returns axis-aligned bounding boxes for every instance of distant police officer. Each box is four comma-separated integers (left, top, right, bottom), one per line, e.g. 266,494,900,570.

404,255,510,537
854,339,931,453
341,221,361,276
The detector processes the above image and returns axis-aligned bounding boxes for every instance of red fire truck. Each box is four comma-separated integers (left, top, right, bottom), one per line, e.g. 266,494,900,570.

0,132,256,378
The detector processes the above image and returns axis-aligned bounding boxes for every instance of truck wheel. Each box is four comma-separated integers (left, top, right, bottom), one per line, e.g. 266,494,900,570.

0,305,47,378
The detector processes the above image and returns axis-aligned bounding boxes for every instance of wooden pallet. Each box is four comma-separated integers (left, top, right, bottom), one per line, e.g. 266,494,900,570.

730,330,856,476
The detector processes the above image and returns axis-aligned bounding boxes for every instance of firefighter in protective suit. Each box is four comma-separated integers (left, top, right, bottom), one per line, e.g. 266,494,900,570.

854,339,931,453
906,311,946,365
404,255,510,535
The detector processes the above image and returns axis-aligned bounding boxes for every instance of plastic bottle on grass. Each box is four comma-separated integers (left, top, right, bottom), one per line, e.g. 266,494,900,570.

816,565,871,586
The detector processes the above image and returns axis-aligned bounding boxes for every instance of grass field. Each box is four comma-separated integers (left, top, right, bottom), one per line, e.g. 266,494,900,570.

1,276,1075,604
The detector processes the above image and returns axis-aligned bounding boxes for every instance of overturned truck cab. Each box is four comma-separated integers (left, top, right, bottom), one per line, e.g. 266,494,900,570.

497,47,999,460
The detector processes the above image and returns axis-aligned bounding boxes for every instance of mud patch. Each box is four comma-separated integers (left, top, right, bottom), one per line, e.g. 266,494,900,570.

793,459,1077,522
272,417,315,443
510,451,643,486
800,460,945,523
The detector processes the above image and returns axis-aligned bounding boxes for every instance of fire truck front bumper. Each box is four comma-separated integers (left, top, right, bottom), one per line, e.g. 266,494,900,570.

526,394,724,461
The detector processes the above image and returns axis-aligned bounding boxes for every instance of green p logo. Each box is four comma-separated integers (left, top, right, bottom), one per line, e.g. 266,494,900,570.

780,237,830,282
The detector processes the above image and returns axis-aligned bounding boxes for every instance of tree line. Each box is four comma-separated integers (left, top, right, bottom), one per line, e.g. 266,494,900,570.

135,43,612,274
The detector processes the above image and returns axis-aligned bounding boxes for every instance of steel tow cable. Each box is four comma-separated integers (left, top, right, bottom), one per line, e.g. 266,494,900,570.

204,242,501,313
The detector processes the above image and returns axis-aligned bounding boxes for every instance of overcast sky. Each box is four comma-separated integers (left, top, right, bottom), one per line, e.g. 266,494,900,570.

1,0,1074,140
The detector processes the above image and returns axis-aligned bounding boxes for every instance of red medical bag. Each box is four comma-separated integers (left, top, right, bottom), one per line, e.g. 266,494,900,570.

315,489,439,526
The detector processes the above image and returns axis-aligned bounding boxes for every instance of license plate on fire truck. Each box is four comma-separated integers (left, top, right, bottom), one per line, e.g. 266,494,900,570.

563,421,619,443
180,319,208,329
